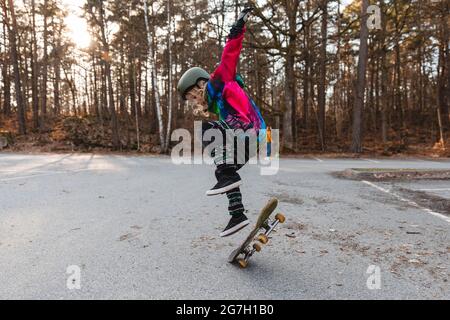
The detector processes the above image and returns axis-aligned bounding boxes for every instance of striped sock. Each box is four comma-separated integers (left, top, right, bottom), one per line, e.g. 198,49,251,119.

226,187,245,216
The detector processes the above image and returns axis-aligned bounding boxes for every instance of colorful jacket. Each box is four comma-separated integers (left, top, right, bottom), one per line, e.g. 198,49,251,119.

206,27,266,133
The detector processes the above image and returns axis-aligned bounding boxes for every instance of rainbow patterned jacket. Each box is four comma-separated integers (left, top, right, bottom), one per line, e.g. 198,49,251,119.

206,26,266,134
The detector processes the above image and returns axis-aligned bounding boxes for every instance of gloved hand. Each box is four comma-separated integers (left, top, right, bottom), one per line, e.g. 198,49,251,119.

235,6,253,28
237,7,253,24
229,6,253,39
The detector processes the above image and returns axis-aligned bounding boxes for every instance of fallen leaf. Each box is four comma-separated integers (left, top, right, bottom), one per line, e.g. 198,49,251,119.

408,259,421,264
285,232,296,238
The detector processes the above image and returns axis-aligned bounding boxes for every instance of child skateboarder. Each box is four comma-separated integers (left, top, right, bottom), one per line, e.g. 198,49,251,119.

177,7,266,237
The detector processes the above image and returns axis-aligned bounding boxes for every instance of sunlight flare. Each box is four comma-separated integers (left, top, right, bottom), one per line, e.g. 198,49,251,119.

65,14,91,48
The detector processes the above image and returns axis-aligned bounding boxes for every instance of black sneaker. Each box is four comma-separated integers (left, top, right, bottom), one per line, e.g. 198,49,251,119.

206,174,242,196
220,213,250,237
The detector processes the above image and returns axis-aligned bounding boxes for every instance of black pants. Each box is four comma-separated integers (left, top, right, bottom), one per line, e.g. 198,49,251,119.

202,120,254,179
202,120,255,216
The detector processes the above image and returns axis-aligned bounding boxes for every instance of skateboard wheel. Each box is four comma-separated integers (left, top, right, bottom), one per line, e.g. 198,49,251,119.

237,258,248,269
275,213,286,223
257,234,269,244
253,243,262,252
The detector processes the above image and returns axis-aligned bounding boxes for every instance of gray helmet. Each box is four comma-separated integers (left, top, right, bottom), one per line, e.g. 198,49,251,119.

177,67,210,100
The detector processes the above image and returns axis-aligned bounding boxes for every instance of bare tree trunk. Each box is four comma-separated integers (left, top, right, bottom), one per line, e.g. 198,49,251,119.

164,0,173,152
31,0,39,129
310,97,324,151
22,32,30,115
131,56,140,151
3,0,26,134
283,0,300,151
119,42,126,115
84,70,90,114
101,64,108,116
303,57,310,130
2,19,11,116
149,59,156,134
394,41,402,129
335,0,343,138
92,52,102,127
284,52,295,151
103,52,120,148
53,24,61,115
375,49,380,132
63,67,77,115
380,0,388,145
41,0,48,118
88,0,120,149
351,0,369,153
144,60,150,117
137,61,142,118
437,106,445,148
129,54,137,114
317,0,328,150
369,46,376,132
102,6,119,147
303,6,310,130
437,0,449,131
393,1,403,131
144,0,165,151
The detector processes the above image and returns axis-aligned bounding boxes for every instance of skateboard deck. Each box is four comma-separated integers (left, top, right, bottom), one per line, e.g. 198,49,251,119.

228,198,285,268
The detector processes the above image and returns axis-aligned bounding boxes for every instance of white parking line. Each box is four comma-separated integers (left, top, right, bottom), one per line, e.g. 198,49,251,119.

362,180,450,224
0,169,62,174
362,159,380,163
313,157,324,163
0,169,93,182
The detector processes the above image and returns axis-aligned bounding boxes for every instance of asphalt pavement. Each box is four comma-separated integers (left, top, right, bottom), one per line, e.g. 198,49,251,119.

0,153,449,299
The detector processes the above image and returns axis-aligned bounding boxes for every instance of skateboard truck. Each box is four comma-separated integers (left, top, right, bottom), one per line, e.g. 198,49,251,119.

234,211,286,269
228,198,286,268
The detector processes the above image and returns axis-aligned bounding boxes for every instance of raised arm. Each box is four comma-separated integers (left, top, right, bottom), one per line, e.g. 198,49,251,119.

211,7,253,83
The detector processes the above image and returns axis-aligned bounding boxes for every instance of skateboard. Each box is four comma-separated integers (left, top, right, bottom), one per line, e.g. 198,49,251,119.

228,198,285,268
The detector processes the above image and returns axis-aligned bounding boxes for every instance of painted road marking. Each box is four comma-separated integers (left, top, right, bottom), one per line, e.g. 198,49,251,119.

0,169,94,182
313,157,324,163
362,180,450,224
362,159,380,163
0,169,63,175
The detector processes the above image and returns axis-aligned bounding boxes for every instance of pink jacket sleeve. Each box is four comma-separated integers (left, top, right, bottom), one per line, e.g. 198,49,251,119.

211,26,246,82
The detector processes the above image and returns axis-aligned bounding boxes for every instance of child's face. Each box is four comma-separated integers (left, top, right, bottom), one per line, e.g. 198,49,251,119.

186,80,207,112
